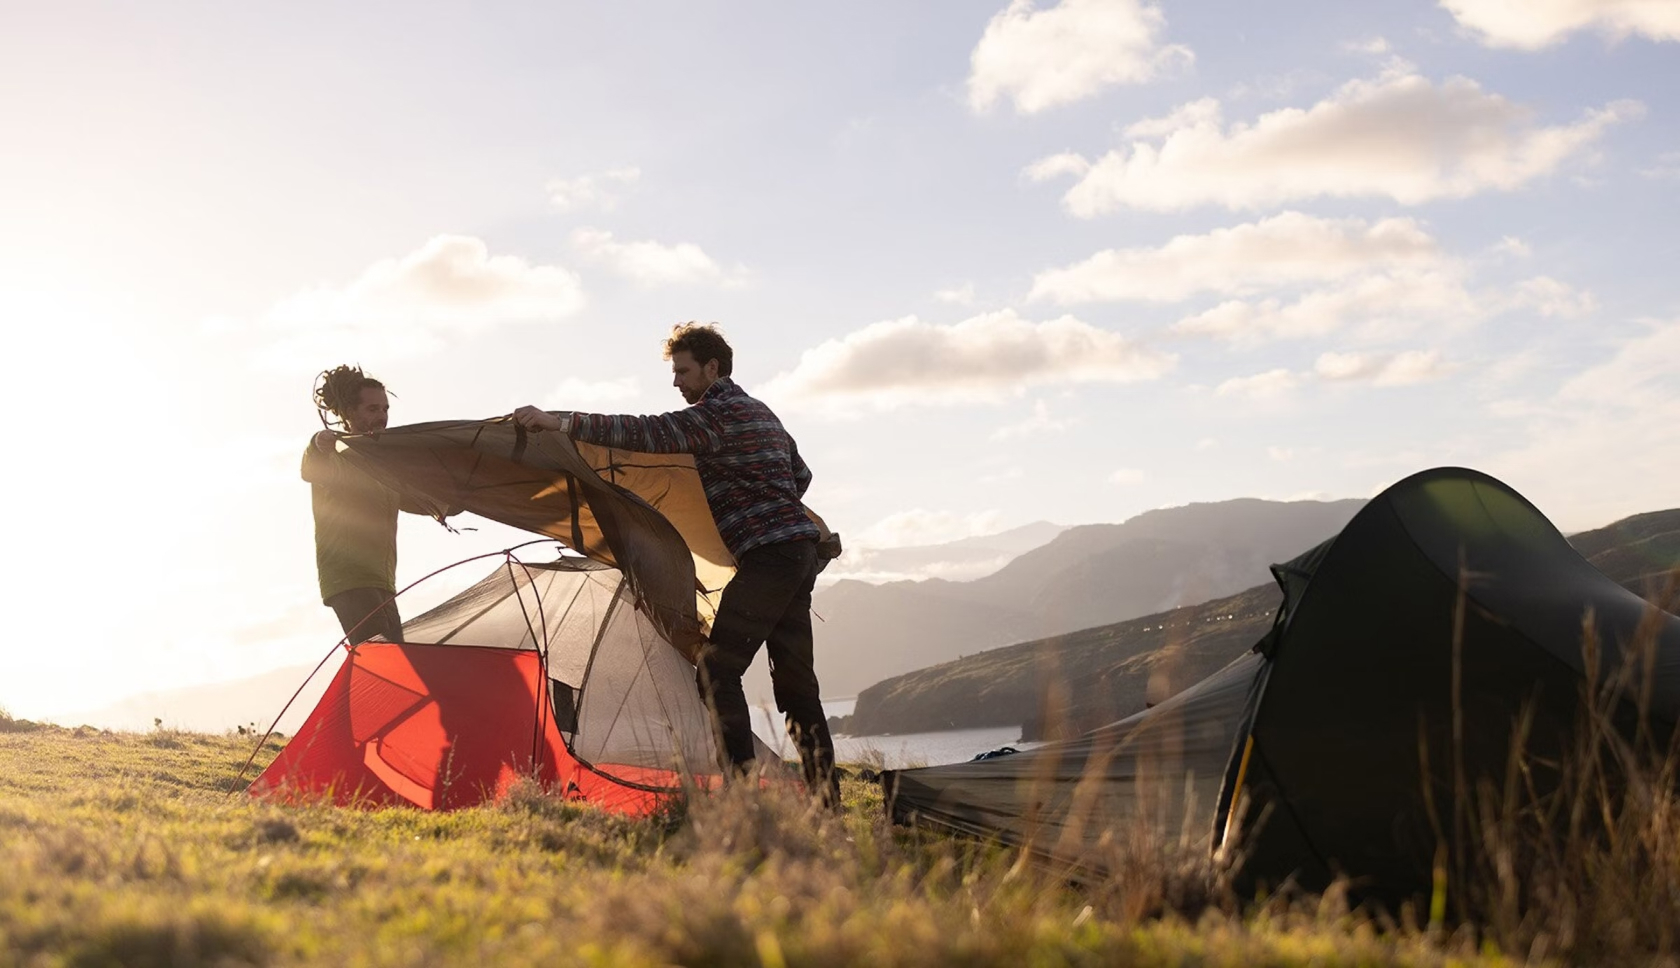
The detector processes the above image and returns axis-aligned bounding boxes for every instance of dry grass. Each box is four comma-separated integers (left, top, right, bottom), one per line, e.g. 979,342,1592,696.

0,723,1522,968
1442,574,1680,964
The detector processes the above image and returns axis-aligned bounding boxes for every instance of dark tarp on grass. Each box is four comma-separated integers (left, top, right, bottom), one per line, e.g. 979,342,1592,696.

883,467,1680,901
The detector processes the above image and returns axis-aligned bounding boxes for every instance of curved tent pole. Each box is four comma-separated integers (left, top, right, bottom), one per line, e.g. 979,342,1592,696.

501,551,557,775
228,538,564,796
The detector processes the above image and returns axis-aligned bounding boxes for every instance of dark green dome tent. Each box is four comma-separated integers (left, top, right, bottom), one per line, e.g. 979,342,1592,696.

881,467,1679,902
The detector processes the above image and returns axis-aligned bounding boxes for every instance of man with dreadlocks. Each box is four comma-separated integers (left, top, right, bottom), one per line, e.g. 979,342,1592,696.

303,364,409,645
512,323,841,809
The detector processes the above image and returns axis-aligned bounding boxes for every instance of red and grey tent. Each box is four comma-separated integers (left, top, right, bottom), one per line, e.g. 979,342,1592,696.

253,416,815,813
251,552,775,813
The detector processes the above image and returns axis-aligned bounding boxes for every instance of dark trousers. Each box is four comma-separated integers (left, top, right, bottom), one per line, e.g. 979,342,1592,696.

698,538,839,805
326,587,405,645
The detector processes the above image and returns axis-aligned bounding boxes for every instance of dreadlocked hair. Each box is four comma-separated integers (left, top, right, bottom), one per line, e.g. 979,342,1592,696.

314,365,386,430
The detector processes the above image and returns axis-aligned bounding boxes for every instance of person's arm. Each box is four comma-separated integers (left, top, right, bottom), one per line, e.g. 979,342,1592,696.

300,432,341,484
513,404,724,455
790,438,813,498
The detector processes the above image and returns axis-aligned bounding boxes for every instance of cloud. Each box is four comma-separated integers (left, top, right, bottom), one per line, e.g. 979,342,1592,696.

1173,267,1481,343
992,399,1071,439
1494,235,1532,258
571,227,747,287
1029,71,1641,213
262,235,585,360
544,377,641,410
764,310,1175,411
1171,266,1592,344
1216,369,1300,400
1314,349,1454,385
853,509,1006,549
546,167,641,211
1108,467,1145,484
1490,318,1680,530
935,282,978,305
1440,0,1680,49
967,0,1192,114
1343,37,1392,55
1640,150,1680,181
1031,211,1440,304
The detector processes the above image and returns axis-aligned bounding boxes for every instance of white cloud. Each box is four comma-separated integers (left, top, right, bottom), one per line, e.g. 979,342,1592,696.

1640,150,1680,180
262,235,585,361
992,399,1071,439
1494,235,1532,258
1030,211,1440,304
1023,152,1093,181
1108,467,1145,484
1506,276,1598,317
544,377,641,410
1441,0,1680,49
546,167,641,211
1267,446,1296,462
571,227,746,287
1171,267,1593,344
967,0,1192,114
853,509,1006,549
1173,266,1482,343
1123,97,1221,138
764,310,1175,411
1490,318,1680,530
1314,349,1454,386
1216,369,1300,400
935,282,978,305
1343,37,1392,55
1030,71,1641,213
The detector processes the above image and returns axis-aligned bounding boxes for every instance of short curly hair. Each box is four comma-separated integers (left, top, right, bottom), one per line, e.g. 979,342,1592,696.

663,322,733,377
313,364,386,429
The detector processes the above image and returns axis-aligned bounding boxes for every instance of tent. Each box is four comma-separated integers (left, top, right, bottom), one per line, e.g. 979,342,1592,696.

252,552,778,812
881,467,1680,901
254,416,817,812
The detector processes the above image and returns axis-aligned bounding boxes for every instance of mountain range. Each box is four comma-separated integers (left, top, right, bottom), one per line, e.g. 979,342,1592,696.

788,497,1367,699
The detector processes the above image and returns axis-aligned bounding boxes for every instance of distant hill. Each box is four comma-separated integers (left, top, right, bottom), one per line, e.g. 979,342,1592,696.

58,663,330,734
819,521,1068,585
799,497,1367,698
838,507,1680,740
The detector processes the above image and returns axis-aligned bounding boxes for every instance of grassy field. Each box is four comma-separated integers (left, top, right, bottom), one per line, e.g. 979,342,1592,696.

5,712,1612,968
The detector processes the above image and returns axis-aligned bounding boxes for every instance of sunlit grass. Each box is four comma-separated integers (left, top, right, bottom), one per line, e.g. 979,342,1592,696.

0,723,1562,968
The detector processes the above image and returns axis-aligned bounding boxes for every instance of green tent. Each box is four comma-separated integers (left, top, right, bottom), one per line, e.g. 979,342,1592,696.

882,467,1679,902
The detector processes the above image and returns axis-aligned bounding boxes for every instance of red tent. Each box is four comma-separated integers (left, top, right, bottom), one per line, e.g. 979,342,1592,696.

252,555,775,813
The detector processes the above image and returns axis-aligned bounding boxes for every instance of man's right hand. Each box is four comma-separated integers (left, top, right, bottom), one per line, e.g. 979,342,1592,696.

313,430,339,454
513,406,566,433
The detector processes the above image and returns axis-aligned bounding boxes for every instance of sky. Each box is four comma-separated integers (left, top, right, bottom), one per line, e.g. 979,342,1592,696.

1,0,1677,723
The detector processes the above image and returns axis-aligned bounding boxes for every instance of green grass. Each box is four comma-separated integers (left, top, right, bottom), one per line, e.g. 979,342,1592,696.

0,724,1548,968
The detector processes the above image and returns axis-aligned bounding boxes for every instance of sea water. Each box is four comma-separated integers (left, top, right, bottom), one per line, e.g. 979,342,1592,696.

749,699,1026,770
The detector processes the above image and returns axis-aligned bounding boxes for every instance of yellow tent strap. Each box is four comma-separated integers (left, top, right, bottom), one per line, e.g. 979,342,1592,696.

1219,735,1256,855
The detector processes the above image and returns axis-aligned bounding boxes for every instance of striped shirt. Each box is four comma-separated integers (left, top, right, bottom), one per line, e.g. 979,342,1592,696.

571,377,819,558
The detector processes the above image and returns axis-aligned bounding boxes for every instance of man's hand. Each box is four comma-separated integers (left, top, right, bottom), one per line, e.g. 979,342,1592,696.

513,405,569,433
313,429,339,454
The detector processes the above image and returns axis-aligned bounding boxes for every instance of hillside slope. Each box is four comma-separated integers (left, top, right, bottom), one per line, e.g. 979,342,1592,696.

806,497,1365,697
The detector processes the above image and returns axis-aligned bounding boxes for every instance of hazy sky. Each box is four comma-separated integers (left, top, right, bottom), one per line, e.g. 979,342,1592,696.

2,0,1676,722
